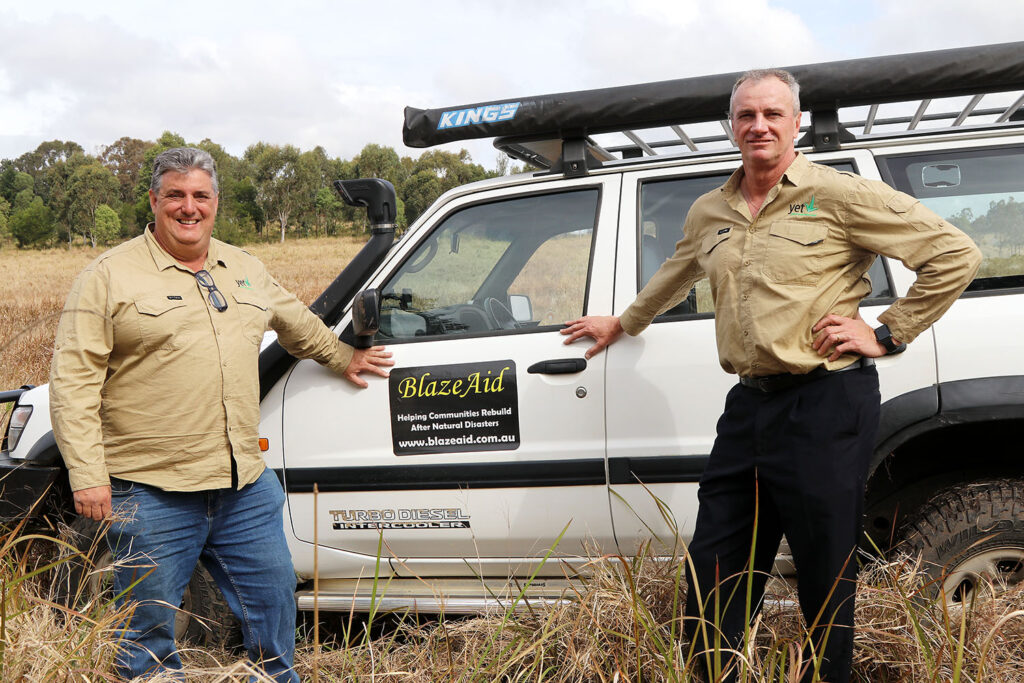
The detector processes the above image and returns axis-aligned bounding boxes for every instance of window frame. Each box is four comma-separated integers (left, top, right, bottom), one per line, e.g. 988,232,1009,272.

370,185,606,345
876,143,1024,298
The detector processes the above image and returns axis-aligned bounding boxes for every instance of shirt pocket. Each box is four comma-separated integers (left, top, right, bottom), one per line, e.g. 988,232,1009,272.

699,228,736,281
762,221,829,286
232,289,270,344
134,294,191,351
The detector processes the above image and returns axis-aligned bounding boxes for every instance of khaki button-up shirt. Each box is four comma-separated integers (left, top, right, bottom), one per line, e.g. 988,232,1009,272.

619,153,981,377
50,227,354,492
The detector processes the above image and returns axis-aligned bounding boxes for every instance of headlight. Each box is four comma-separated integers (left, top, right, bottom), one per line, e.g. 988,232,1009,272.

6,405,33,452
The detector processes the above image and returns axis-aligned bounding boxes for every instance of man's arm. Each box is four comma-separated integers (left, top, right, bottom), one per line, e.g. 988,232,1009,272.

49,266,115,519
562,228,704,358
838,184,982,348
259,266,393,387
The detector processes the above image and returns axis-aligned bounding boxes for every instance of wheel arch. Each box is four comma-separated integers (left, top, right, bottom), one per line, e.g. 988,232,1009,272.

864,375,1024,549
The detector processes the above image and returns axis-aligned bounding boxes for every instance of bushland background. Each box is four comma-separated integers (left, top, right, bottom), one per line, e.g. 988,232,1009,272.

0,135,527,251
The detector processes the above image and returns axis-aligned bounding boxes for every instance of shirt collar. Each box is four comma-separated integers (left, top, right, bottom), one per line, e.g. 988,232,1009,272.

780,151,810,188
721,151,809,200
144,224,228,271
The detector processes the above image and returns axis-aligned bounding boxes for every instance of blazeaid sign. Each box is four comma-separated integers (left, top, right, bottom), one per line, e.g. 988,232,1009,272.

389,360,520,455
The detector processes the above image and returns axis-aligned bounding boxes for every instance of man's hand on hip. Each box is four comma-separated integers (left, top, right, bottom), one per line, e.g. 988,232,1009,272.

343,345,394,388
812,313,889,361
561,316,624,359
74,485,112,521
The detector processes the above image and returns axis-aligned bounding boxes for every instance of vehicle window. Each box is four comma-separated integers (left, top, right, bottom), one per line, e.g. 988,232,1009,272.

879,146,1024,292
639,161,890,319
639,174,729,316
378,189,599,341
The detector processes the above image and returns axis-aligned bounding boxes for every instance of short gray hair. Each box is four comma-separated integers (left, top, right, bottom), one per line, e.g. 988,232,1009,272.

729,68,801,117
150,147,219,194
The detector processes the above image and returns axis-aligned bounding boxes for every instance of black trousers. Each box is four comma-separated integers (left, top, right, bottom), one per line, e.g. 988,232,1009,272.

683,365,880,683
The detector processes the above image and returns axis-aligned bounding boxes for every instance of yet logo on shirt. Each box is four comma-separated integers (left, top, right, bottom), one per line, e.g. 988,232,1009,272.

235,277,253,289
788,196,819,216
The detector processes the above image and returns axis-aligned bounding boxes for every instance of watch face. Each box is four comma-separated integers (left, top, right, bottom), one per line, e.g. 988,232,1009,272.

875,325,896,352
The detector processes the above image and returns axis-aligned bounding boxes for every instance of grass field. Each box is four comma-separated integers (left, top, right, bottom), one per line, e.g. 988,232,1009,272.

0,236,364,393
3,237,1024,680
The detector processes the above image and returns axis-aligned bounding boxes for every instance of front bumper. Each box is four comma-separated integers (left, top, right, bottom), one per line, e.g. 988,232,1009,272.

0,451,61,522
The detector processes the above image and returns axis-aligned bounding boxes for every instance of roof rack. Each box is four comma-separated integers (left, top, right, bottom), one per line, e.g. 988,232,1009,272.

403,42,1024,175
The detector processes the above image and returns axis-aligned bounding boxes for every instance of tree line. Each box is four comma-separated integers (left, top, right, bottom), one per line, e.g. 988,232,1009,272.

0,132,525,249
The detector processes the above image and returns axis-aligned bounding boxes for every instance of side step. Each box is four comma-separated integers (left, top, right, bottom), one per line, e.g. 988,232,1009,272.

295,576,577,615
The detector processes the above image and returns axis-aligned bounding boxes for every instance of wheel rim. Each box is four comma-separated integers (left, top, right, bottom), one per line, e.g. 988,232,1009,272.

942,546,1024,605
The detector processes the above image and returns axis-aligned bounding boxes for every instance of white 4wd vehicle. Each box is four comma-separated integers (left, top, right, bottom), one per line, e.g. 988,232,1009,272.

3,42,1024,636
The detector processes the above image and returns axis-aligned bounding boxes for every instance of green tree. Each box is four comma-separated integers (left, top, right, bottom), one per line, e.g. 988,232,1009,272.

401,170,443,227
101,137,154,204
0,196,10,245
400,149,495,225
13,140,84,203
313,186,344,236
243,143,317,242
354,144,407,191
69,161,121,247
93,203,121,246
13,188,35,213
4,171,35,214
9,196,55,247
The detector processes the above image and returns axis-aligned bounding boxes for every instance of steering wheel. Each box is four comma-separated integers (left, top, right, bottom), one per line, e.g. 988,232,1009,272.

484,297,520,330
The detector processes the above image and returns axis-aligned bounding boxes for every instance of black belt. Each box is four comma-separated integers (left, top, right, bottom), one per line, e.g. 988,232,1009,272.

738,357,875,393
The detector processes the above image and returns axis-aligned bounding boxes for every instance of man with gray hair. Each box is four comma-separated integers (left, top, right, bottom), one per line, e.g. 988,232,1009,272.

50,147,393,681
562,70,980,681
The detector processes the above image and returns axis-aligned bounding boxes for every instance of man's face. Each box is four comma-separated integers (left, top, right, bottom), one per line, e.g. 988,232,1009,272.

730,77,802,171
148,169,218,258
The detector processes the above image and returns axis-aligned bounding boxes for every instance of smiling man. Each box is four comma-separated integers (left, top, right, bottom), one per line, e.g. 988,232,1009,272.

50,147,392,681
562,70,981,682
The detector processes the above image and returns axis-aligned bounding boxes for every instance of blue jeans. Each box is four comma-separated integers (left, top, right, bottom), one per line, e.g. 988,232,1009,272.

107,468,299,682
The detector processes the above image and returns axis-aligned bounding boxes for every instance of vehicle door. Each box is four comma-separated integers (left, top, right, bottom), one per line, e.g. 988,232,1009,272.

875,139,1024,385
604,152,905,555
280,176,620,577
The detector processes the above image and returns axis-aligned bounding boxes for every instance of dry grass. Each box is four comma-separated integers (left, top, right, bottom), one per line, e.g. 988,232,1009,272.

0,237,365,394
5,238,1024,680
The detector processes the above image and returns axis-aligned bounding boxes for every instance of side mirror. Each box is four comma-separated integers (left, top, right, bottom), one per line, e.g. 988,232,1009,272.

509,294,533,322
352,289,381,348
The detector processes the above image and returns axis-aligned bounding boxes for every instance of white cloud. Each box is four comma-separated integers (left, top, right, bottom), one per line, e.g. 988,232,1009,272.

0,1,1019,168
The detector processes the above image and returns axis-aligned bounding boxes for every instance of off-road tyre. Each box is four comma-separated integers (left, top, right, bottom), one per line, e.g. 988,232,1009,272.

899,479,1024,604
58,516,241,647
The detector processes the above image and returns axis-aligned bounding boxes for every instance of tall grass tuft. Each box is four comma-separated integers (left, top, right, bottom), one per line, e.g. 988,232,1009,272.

0,522,129,681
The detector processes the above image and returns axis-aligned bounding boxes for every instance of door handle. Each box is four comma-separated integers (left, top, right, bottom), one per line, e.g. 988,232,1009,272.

527,358,588,374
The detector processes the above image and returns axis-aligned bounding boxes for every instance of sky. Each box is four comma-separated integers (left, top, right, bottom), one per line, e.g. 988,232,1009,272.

1,0,1023,170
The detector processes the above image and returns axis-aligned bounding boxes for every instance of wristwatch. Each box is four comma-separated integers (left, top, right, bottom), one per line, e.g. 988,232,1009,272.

874,324,907,355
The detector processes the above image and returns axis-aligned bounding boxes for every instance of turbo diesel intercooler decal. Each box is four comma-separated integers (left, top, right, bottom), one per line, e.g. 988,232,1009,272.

389,360,520,455
331,508,471,530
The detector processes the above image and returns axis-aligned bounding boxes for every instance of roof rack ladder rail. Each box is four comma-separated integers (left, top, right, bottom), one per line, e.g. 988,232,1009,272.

623,130,656,156
996,92,1024,122
908,99,932,130
953,94,985,127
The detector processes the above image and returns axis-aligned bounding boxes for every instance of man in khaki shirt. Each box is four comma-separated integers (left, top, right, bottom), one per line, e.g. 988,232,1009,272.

50,147,392,681
562,71,980,683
